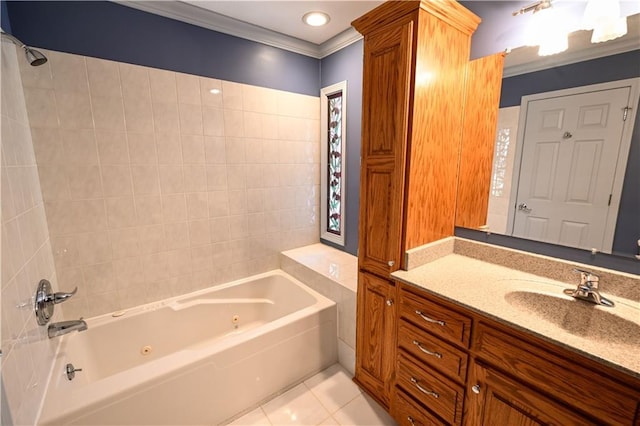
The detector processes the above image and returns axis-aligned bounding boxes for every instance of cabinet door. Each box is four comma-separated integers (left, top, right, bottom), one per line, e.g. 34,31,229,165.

465,362,595,426
358,20,413,276
355,272,397,408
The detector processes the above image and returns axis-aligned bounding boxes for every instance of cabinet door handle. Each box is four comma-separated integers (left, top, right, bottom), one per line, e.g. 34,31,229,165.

415,310,446,326
412,340,442,358
388,260,395,267
407,416,415,426
472,384,481,394
386,299,394,306
410,377,439,398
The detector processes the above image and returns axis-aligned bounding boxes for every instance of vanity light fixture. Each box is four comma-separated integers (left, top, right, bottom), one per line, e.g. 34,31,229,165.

583,0,628,43
513,0,568,56
302,11,330,27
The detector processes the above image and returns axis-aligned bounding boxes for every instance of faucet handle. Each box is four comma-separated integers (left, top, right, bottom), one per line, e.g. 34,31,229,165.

46,287,78,304
573,269,599,288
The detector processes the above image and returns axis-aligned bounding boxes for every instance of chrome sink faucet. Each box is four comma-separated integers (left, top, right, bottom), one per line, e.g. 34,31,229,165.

48,319,88,338
563,269,614,307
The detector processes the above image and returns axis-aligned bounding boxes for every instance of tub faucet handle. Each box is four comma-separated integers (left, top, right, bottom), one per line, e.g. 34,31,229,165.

47,286,78,304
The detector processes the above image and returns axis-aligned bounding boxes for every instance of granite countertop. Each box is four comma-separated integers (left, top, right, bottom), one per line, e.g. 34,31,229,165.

392,253,640,379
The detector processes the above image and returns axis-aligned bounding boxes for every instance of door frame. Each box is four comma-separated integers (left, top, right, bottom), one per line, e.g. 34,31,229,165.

506,77,640,254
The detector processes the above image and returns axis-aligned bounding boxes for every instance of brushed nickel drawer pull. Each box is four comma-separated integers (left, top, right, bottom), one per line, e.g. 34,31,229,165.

410,377,439,398
415,310,445,326
412,340,442,358
407,416,415,425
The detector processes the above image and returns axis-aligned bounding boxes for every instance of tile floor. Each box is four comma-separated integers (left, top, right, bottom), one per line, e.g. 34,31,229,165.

226,364,397,426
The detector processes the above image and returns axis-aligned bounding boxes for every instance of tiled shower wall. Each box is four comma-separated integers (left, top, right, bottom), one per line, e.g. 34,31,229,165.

20,49,320,320
1,44,60,426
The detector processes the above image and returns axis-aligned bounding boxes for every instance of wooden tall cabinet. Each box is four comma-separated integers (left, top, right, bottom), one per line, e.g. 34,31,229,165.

353,0,480,408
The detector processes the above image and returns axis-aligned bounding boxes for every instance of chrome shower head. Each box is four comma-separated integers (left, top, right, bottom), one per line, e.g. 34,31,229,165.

24,46,47,66
1,31,48,66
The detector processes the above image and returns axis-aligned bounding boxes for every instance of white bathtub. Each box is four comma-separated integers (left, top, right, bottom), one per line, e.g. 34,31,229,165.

37,271,338,425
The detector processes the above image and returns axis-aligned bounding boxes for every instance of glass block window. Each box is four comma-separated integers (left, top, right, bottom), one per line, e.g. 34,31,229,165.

491,127,510,197
320,81,347,246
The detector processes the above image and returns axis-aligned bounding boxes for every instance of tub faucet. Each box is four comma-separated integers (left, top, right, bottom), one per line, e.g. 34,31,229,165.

563,269,614,307
48,319,88,338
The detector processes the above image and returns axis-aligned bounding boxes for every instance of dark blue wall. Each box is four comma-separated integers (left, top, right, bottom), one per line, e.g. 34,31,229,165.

500,50,640,258
319,40,364,256
1,0,11,32
4,1,319,96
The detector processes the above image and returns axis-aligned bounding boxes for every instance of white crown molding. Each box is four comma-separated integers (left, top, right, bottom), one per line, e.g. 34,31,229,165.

504,36,640,78
319,28,363,58
116,0,360,59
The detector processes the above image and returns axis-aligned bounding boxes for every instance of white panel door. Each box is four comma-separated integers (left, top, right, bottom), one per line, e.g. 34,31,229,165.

512,87,630,251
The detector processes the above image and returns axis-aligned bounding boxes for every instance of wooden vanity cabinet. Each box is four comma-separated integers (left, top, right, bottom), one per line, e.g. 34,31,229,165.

353,0,480,406
392,282,640,426
355,272,397,408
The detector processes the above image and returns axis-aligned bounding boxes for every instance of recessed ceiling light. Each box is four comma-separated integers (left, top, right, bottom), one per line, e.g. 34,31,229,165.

302,11,330,27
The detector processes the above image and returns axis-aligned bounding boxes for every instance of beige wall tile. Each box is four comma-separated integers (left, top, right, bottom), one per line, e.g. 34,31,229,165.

204,136,226,164
137,225,165,255
200,77,222,107
119,63,150,99
56,91,93,129
226,165,246,190
164,222,190,250
67,165,103,199
223,109,244,137
208,190,229,218
50,51,88,94
152,101,179,133
23,87,58,128
179,103,203,135
225,137,246,164
123,96,154,133
82,262,117,295
162,194,187,223
38,165,70,201
202,106,225,136
148,68,177,103
96,131,129,164
31,128,65,164
60,129,98,165
106,197,137,229
131,164,160,195
181,134,205,163
183,164,207,192
186,192,209,219
75,231,112,265
101,165,133,197
127,132,157,164
86,57,122,99
222,81,243,110
135,195,163,225
91,95,125,131
209,217,230,243
188,220,211,246
158,165,185,194
228,189,247,215
206,165,227,190
109,228,140,260
155,132,183,164
176,73,201,105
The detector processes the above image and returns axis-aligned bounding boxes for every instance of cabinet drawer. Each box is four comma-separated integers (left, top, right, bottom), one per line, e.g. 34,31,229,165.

399,286,472,348
393,390,447,426
398,320,468,383
397,355,464,425
474,322,640,425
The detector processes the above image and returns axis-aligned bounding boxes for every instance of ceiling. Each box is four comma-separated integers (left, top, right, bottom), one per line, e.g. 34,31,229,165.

121,0,640,68
120,0,384,58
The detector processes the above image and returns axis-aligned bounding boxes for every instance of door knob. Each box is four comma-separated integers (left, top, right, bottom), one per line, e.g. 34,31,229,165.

562,131,573,139
518,203,532,213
